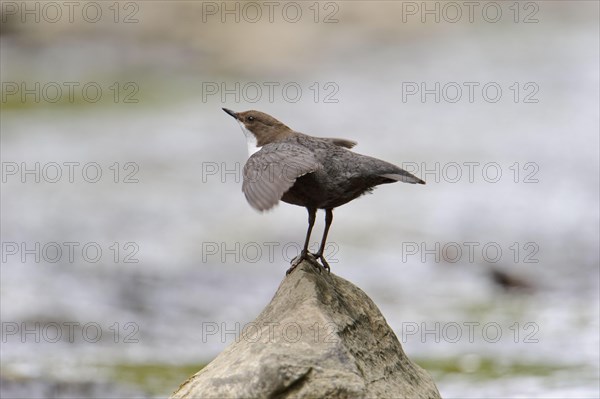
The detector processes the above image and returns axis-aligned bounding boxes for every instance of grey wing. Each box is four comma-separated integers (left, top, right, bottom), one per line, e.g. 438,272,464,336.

242,143,322,211
322,137,357,149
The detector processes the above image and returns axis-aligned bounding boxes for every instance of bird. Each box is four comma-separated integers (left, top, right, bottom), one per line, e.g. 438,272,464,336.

223,108,424,273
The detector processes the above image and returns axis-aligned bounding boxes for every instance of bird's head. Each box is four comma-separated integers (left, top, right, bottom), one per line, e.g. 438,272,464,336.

223,108,292,156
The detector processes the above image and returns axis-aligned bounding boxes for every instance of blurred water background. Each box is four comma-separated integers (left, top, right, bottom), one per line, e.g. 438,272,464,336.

1,1,599,398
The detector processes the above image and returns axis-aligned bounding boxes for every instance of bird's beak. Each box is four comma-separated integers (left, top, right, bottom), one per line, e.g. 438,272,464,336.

222,108,238,120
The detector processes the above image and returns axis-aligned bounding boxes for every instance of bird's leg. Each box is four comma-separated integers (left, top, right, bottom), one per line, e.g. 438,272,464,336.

301,207,317,257
313,208,333,272
287,207,319,274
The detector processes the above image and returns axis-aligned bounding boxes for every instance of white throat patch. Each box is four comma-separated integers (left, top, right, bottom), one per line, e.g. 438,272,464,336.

237,121,260,157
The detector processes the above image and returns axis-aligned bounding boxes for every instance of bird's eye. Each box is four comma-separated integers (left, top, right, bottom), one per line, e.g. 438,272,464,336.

247,116,255,121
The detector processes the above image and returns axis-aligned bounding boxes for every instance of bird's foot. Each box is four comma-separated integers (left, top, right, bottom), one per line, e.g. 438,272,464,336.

314,253,331,273
287,251,321,275
320,257,331,273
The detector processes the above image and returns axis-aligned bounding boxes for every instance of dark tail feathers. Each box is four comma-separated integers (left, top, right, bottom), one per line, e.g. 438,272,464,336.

380,171,425,185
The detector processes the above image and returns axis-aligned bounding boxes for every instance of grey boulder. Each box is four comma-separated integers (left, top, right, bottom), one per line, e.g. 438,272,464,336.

171,260,441,398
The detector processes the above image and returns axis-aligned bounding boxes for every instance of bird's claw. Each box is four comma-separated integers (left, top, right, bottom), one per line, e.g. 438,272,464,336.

318,255,331,273
287,251,316,274
287,251,329,274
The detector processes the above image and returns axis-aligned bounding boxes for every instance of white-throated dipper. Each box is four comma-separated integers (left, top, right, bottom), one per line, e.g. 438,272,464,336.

223,108,424,273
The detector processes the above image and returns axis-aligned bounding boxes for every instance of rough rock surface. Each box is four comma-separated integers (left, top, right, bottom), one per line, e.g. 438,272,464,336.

171,260,441,399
